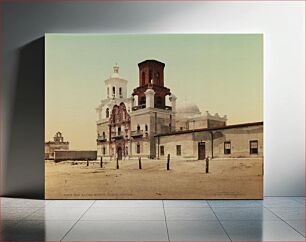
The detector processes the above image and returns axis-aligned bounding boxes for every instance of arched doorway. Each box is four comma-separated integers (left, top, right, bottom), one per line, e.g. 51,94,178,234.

117,146,123,160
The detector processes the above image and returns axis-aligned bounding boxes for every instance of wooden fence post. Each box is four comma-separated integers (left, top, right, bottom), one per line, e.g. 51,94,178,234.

167,154,170,170
139,157,142,169
205,157,209,173
116,158,119,169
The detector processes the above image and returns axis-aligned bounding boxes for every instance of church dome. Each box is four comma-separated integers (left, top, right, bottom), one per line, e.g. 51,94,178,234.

177,100,201,117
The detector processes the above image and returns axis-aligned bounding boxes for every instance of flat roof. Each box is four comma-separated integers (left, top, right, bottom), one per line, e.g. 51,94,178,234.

155,121,263,137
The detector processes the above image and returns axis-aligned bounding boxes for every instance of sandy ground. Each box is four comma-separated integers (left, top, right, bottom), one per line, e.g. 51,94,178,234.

45,158,263,199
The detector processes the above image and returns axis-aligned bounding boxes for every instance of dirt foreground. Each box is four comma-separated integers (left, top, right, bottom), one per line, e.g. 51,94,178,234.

45,158,263,199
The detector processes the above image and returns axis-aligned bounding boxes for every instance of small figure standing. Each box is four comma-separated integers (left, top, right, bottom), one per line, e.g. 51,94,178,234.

205,156,209,173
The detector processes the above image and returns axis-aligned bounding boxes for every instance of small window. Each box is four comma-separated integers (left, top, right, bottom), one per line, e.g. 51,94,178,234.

145,124,148,131
103,147,106,155
112,86,115,95
160,146,164,156
136,143,141,154
156,96,162,107
107,87,109,97
176,145,181,156
224,141,231,154
137,125,140,131
156,72,160,84
102,132,106,139
118,127,121,135
119,87,122,96
149,69,153,82
250,140,258,154
140,96,146,105
180,127,183,131
106,108,109,118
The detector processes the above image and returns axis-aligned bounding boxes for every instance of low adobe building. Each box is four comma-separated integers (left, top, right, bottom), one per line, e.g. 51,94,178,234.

155,122,263,160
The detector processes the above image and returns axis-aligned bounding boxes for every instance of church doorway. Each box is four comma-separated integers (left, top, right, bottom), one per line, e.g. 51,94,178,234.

117,146,123,160
198,142,206,160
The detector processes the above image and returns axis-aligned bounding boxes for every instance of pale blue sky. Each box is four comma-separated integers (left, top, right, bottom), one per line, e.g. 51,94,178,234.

45,34,263,149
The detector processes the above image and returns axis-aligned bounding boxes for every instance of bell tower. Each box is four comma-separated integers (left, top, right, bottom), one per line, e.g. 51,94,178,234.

132,60,171,109
105,63,128,99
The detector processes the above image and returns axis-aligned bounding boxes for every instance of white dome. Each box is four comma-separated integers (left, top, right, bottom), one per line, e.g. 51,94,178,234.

177,101,201,117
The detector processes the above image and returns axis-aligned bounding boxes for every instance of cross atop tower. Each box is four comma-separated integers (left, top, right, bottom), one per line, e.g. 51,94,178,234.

113,63,119,74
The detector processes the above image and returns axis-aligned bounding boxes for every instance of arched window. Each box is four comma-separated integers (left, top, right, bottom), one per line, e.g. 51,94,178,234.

140,96,146,106
112,86,115,95
156,96,162,107
107,87,109,97
137,125,140,131
119,87,122,97
142,72,145,86
106,108,109,118
149,69,153,83
102,132,105,139
156,72,160,85
145,124,148,131
136,143,141,154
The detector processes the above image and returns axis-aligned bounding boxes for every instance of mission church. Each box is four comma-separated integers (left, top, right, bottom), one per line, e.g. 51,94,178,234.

96,60,263,161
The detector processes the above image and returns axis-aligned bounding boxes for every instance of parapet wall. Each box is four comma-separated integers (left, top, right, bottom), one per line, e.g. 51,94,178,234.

54,150,97,162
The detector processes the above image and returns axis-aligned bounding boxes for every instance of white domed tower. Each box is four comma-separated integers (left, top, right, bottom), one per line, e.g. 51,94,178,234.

96,64,133,121
105,63,128,99
96,64,133,159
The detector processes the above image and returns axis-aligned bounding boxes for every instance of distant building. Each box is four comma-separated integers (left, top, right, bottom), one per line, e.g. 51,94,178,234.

45,132,69,159
96,60,263,161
